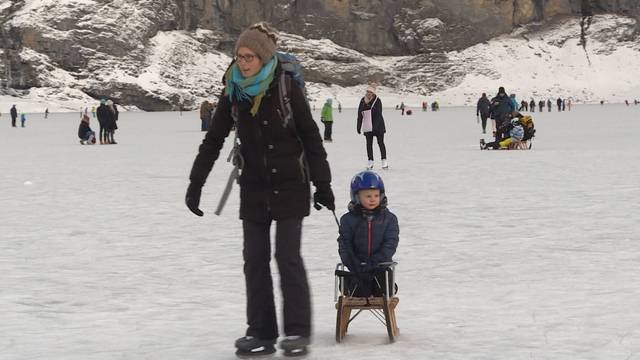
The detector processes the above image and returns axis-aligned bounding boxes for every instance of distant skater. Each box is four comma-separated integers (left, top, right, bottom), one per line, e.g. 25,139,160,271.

476,93,491,134
357,83,388,170
321,98,334,142
10,105,17,127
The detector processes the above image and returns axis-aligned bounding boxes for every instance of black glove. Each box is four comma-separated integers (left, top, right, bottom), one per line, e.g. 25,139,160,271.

185,182,204,216
313,182,335,211
357,129,361,134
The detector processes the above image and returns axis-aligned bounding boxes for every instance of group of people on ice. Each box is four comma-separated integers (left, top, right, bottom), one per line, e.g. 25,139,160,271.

476,87,536,150
5,105,27,128
78,99,119,144
394,100,439,115
184,22,398,357
199,100,218,131
516,97,572,112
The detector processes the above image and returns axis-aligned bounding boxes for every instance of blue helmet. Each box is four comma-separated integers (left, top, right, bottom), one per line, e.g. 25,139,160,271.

350,170,385,203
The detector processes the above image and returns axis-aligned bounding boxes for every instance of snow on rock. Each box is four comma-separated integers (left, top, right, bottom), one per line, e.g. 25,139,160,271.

1,3,638,112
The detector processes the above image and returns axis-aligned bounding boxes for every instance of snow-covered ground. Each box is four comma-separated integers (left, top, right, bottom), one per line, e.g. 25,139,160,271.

2,104,640,359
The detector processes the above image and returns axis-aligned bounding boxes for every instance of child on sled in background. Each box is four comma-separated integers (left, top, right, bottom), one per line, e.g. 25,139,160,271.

78,113,96,144
481,113,534,150
338,170,399,297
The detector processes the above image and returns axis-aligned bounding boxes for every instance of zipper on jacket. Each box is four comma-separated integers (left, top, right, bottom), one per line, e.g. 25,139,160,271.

367,220,372,257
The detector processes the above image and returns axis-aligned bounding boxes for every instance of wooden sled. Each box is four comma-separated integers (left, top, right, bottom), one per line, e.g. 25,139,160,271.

334,263,399,343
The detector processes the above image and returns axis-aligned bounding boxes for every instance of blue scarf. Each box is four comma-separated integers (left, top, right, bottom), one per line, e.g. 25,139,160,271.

224,56,278,116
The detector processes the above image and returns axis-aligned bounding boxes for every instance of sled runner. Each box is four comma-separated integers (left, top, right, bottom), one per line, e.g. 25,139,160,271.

334,262,399,343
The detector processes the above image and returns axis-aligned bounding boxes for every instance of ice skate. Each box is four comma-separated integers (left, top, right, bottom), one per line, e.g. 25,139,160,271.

279,336,310,357
235,336,276,358
367,160,374,170
381,159,389,170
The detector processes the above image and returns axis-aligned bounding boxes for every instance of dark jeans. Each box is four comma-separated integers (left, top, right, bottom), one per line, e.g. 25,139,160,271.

201,118,209,132
365,133,387,161
11,116,17,127
343,269,397,297
322,121,332,140
242,218,311,340
99,126,106,142
480,113,488,132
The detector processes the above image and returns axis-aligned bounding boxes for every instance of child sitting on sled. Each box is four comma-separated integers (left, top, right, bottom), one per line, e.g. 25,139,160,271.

480,113,535,150
338,170,399,297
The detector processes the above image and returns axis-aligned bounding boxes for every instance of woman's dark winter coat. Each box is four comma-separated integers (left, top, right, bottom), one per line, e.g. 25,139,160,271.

189,64,331,223
111,104,119,130
96,104,112,128
338,203,399,272
356,95,386,135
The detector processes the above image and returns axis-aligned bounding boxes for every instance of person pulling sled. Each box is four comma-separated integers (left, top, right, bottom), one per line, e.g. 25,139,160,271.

185,22,334,358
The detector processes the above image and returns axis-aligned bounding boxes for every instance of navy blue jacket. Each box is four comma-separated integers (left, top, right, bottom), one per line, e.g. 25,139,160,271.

489,93,513,120
338,202,399,272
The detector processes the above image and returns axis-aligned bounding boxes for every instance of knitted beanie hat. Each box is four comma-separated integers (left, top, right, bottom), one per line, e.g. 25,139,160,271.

235,22,279,64
366,83,377,94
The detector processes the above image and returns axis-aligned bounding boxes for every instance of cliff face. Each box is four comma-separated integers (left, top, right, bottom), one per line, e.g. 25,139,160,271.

1,0,638,110
190,0,637,54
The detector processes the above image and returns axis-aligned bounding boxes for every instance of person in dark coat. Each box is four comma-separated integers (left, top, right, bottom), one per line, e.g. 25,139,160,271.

489,87,514,140
357,84,388,170
519,99,528,112
200,100,211,131
476,93,491,134
557,97,563,112
96,99,111,144
538,100,545,112
529,99,536,113
546,99,552,112
338,171,399,297
185,22,333,357
78,113,96,144
10,105,17,127
106,100,118,144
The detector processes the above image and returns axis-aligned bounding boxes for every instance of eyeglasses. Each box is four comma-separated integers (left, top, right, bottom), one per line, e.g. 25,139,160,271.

235,53,258,63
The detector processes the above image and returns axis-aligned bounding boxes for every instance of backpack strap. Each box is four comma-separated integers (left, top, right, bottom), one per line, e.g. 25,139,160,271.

278,73,294,129
277,72,310,183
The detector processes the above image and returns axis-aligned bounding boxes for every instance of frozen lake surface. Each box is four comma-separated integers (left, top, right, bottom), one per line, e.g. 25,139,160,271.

2,104,640,359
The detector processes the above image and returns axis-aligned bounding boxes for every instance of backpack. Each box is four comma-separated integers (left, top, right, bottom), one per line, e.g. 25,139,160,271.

519,115,536,141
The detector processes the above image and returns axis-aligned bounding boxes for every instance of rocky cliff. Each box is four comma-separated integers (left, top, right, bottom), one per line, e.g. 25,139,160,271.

0,0,638,110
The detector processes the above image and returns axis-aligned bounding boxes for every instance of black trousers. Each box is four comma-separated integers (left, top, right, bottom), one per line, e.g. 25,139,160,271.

365,133,387,161
322,121,332,140
480,114,488,132
343,269,396,298
11,116,16,127
242,218,311,340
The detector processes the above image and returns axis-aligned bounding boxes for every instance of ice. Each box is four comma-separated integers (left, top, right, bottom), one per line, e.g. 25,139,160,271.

1,105,640,359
